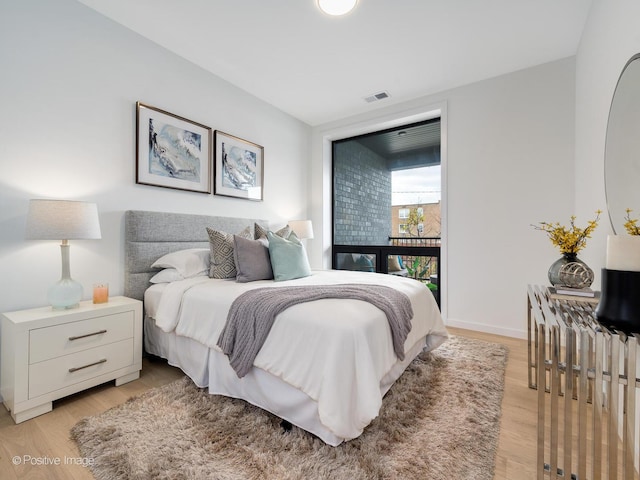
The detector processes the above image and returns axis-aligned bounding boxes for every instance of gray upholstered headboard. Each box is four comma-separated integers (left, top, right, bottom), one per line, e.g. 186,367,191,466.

125,210,267,301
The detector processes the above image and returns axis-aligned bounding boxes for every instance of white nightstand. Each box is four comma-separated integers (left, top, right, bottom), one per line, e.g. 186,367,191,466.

0,296,142,423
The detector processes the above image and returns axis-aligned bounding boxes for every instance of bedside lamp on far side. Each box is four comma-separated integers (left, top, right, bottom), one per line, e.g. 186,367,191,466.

287,220,314,240
25,199,102,310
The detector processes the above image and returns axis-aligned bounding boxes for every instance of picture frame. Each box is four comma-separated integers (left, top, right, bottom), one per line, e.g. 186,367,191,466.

136,102,212,194
214,130,264,201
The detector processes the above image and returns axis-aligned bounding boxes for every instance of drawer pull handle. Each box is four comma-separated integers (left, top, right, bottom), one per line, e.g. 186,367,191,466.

68,329,107,341
68,358,107,373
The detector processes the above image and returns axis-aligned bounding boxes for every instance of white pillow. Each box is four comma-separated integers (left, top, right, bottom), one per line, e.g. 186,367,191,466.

151,248,209,278
149,268,184,284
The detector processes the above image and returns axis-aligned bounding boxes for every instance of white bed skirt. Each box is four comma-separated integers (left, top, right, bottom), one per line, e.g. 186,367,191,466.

144,314,428,446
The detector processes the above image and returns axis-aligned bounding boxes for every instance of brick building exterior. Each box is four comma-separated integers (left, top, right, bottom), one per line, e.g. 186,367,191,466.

391,202,441,238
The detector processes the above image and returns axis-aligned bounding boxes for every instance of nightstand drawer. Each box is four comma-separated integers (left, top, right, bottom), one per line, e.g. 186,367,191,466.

29,311,134,364
28,338,134,398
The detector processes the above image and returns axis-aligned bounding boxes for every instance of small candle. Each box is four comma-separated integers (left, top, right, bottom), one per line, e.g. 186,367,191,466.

606,235,640,271
93,283,109,304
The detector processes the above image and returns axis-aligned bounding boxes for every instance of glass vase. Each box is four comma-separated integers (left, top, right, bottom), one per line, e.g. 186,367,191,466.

548,253,594,288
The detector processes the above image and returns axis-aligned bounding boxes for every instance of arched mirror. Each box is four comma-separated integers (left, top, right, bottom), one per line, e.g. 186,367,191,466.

605,53,640,234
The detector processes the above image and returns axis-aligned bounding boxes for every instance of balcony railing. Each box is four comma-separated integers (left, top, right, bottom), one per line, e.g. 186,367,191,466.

388,236,441,247
332,237,441,308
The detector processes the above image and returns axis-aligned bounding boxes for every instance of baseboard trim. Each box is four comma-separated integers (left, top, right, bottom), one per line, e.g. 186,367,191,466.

445,318,526,339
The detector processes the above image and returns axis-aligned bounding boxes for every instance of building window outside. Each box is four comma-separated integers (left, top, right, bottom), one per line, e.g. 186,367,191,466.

398,208,410,219
391,202,441,238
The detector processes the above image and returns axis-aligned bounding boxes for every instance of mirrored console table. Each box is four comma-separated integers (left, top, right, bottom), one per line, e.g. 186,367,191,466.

527,284,639,480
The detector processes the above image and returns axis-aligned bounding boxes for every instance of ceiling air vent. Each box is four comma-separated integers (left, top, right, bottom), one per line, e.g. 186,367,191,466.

364,91,390,103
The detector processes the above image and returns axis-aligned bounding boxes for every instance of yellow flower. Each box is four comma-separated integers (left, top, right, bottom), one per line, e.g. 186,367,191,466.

532,211,601,254
624,208,640,235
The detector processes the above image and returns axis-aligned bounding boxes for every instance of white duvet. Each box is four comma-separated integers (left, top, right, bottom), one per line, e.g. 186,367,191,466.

152,269,448,441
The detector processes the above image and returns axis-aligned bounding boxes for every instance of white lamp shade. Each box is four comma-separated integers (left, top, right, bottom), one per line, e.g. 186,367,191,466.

317,0,357,16
288,220,314,240
26,199,102,240
606,234,640,271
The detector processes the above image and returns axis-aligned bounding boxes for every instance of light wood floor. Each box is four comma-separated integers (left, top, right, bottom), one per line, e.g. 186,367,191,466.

0,328,537,479
452,327,538,480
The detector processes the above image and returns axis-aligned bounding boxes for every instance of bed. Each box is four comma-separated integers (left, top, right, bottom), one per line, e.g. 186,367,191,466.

125,210,448,446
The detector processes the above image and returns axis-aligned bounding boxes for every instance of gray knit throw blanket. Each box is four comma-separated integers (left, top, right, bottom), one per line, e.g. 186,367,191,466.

217,284,414,378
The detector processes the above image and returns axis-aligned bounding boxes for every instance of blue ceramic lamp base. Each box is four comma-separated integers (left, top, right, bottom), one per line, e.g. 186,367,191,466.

595,268,640,335
48,243,83,310
48,277,83,310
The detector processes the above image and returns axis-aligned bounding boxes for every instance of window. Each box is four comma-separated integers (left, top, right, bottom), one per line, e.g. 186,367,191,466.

332,117,442,307
332,117,441,246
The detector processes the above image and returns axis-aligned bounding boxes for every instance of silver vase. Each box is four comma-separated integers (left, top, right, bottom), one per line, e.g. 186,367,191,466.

548,253,594,288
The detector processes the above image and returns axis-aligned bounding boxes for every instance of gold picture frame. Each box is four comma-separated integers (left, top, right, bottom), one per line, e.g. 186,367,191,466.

136,102,212,194
214,131,264,201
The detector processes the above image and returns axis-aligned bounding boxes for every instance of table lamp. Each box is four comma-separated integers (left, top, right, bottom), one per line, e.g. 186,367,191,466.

25,199,102,309
287,220,314,240
595,235,640,334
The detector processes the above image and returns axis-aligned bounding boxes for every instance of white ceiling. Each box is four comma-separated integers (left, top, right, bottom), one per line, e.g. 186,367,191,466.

77,0,593,126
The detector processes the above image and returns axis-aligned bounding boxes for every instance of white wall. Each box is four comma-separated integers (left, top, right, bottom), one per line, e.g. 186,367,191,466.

574,0,640,275
0,0,311,313
311,58,576,338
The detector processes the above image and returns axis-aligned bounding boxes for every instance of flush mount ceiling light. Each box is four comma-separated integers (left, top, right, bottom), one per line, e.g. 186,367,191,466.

317,0,358,16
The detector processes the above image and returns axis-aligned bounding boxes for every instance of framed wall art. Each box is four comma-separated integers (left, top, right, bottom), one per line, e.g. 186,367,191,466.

214,131,264,201
136,102,212,194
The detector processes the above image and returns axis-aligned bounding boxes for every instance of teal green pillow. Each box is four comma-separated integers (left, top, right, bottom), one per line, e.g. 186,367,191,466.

355,254,375,272
267,231,311,281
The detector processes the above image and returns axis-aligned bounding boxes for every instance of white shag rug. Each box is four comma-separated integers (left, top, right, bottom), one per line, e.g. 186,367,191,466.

71,335,508,480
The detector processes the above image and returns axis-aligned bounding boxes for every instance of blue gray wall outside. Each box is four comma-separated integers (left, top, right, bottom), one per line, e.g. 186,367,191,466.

333,141,392,245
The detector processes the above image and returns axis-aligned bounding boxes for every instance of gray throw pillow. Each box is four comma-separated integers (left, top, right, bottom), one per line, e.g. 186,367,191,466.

254,223,292,242
233,235,274,283
206,226,251,279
